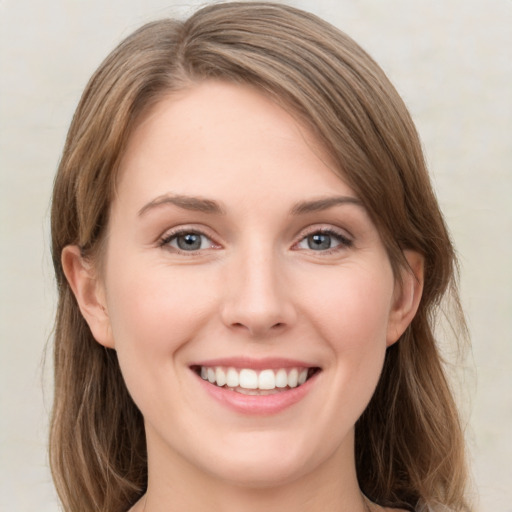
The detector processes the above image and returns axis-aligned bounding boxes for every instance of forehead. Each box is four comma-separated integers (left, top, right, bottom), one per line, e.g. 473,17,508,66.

114,81,354,212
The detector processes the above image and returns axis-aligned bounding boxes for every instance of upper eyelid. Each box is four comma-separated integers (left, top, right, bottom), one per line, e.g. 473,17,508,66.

161,225,216,240
296,224,353,241
164,231,211,242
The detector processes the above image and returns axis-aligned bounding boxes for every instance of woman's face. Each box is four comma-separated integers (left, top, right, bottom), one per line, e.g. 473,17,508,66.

83,81,418,488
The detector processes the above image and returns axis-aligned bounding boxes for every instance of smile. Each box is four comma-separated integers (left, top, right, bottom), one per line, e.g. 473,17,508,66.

191,362,321,414
195,366,320,395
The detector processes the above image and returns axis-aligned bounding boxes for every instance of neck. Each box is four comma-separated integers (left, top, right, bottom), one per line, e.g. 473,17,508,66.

138,428,370,512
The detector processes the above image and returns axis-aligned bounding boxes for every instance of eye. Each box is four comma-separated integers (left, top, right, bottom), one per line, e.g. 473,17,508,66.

161,230,216,252
296,229,352,252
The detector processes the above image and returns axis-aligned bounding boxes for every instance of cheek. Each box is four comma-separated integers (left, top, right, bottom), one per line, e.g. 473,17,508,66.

104,261,216,364
302,263,394,352
300,262,394,406
102,261,220,417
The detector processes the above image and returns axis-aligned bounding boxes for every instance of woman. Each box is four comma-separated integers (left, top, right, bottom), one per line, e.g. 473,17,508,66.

50,2,471,511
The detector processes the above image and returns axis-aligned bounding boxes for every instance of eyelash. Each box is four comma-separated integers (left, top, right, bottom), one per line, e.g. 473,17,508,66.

159,228,217,255
159,227,353,255
293,228,353,254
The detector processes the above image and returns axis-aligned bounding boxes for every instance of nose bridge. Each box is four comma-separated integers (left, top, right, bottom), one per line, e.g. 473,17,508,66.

221,237,295,336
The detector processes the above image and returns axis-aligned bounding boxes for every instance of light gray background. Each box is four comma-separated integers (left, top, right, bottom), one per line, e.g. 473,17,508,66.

1,0,510,510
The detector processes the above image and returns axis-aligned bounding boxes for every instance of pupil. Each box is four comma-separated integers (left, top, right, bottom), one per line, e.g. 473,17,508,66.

178,233,201,250
308,233,331,250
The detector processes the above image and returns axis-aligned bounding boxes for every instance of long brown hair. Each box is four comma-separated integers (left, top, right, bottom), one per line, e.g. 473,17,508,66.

50,3,471,511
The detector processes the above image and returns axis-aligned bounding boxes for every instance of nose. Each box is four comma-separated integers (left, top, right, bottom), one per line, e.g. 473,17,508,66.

220,247,297,338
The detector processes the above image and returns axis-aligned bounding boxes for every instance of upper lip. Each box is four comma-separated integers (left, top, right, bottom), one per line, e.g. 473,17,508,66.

189,357,320,370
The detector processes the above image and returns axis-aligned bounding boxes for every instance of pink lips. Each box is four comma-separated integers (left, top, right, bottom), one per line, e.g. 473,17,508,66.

190,357,320,415
190,356,317,370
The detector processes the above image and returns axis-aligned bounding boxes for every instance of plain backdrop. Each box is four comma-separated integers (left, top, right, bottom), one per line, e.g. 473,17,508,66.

0,0,511,510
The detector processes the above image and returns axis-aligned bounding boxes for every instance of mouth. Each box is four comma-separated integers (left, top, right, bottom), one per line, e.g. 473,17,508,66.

191,365,321,396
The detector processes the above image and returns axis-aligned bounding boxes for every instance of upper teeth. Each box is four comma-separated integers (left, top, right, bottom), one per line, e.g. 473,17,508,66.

200,366,309,390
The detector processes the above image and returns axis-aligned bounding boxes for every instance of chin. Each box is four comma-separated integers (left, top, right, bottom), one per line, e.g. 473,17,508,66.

195,430,336,489
208,455,310,489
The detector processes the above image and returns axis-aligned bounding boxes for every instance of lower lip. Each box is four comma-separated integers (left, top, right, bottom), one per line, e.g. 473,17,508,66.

194,371,319,415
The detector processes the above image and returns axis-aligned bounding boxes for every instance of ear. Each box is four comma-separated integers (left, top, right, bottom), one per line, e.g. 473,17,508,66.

386,250,424,346
61,245,115,348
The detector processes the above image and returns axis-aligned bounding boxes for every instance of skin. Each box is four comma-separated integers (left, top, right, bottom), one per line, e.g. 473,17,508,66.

63,81,422,512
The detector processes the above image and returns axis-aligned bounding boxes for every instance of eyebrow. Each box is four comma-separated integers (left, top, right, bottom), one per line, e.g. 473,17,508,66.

138,193,363,217
138,194,226,217
290,196,363,215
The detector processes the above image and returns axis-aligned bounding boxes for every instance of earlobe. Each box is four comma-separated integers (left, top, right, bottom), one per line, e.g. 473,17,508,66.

61,245,115,348
386,250,424,346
